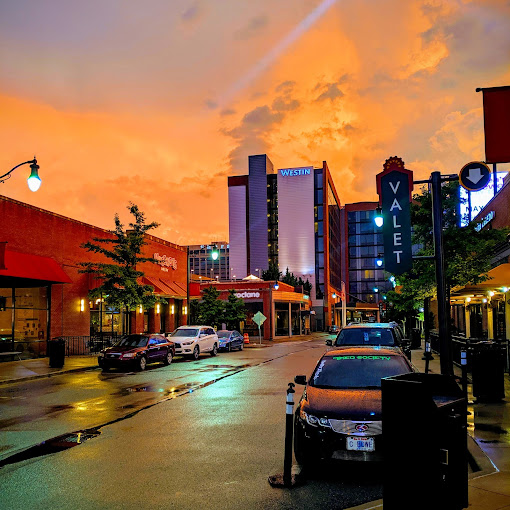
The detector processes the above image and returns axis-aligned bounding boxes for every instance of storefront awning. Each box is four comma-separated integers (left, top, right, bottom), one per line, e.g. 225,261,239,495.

160,278,187,298
0,249,72,284
143,276,187,298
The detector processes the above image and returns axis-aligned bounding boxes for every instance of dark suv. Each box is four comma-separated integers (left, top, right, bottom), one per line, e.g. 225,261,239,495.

327,323,411,360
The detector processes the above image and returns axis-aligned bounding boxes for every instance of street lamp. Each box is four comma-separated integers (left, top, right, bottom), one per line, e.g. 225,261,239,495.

374,206,383,227
0,158,41,192
375,254,383,267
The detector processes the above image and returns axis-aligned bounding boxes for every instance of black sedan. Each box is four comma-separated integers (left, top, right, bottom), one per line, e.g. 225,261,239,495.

98,333,175,371
294,346,415,464
217,330,244,351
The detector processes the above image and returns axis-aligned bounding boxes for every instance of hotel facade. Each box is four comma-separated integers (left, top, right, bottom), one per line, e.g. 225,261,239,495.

228,154,343,331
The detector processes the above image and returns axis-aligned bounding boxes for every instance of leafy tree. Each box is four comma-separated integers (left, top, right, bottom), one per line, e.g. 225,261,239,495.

197,286,224,328
79,203,162,311
262,262,282,281
389,182,508,315
223,289,246,330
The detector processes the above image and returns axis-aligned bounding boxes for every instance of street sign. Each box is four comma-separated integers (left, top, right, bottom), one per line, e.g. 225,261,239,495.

459,161,491,191
253,311,266,327
376,157,413,275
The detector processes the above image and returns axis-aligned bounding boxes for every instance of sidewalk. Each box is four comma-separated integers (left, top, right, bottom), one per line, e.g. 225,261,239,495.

1,337,509,509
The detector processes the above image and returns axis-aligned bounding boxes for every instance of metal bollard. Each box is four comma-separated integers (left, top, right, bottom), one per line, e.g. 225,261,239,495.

268,382,301,488
283,382,295,486
424,341,431,374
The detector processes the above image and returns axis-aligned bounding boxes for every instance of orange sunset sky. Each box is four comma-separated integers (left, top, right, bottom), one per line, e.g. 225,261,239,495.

1,0,509,245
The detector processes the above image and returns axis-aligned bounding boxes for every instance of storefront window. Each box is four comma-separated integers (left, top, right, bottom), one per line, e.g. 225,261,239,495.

89,301,126,336
275,302,289,336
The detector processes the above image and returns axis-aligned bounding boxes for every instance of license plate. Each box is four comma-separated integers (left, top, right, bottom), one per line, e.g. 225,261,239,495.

346,436,374,451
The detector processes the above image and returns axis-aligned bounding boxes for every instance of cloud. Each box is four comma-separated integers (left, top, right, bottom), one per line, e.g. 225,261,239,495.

314,83,344,102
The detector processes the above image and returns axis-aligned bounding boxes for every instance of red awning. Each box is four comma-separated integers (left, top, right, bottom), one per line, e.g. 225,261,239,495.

0,249,72,283
143,276,174,296
159,277,187,298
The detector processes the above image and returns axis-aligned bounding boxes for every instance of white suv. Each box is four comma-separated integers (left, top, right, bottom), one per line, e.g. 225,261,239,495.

168,326,218,360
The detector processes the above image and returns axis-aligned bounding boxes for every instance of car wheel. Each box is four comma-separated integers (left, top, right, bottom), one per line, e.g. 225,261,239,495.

239,342,244,351
227,343,231,352
137,356,147,371
210,343,218,357
192,345,200,360
163,350,173,365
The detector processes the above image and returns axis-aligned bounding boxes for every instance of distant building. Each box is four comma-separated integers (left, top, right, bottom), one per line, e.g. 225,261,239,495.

187,242,229,281
228,154,343,331
340,202,392,322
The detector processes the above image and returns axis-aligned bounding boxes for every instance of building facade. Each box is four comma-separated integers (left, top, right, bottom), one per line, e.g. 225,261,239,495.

228,154,343,331
340,201,392,322
0,195,188,357
188,242,229,281
190,279,311,340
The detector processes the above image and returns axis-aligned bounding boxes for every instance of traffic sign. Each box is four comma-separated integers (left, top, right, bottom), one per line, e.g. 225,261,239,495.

253,311,266,327
459,161,491,191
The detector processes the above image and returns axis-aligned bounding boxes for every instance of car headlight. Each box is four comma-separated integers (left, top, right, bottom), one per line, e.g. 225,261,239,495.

122,353,137,358
182,340,195,345
300,409,330,428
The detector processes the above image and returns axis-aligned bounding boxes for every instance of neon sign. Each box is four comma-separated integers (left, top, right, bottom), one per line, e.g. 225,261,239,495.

153,253,177,272
280,168,311,177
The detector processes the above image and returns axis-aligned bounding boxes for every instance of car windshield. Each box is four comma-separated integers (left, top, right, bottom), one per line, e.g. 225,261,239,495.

310,355,410,389
335,328,396,346
116,335,149,348
217,331,231,338
171,328,199,337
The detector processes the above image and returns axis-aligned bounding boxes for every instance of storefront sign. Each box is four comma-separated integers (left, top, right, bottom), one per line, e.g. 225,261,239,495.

475,211,495,231
153,253,177,272
235,291,260,299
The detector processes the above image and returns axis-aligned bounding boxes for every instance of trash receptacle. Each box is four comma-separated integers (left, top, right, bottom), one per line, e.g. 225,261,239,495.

470,340,505,401
410,328,422,349
48,338,65,368
382,372,468,510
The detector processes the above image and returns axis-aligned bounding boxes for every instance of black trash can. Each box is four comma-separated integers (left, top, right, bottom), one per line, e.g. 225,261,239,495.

410,328,422,349
48,338,65,368
382,373,468,510
470,341,505,401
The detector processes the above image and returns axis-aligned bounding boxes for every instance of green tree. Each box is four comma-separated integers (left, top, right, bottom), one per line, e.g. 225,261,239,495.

262,262,282,281
281,267,299,287
223,289,247,330
79,203,163,312
197,286,224,328
390,182,508,314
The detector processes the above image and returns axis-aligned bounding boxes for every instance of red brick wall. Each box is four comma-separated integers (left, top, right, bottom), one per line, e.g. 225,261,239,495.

0,196,186,338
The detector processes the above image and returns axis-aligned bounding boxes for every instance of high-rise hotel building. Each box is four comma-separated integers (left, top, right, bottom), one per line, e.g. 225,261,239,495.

228,154,343,331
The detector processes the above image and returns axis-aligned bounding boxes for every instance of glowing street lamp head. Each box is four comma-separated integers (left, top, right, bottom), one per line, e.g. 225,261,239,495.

376,255,383,267
374,206,383,228
211,245,219,260
27,160,41,192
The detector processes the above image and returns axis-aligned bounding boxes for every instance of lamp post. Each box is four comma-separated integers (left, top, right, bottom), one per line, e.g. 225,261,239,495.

0,158,41,191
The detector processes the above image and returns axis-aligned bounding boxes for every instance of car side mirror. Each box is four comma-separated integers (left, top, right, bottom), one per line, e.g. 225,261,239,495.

325,339,332,346
294,375,307,385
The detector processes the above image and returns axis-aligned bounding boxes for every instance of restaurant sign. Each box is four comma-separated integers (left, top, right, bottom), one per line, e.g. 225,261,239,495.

153,253,177,272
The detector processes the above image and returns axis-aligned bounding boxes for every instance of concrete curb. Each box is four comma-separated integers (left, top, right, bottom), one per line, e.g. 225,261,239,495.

0,365,100,386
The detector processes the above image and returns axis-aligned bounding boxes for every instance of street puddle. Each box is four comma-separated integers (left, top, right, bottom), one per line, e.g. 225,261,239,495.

0,429,101,468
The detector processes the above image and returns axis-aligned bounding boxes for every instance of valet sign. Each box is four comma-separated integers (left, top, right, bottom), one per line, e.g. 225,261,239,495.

376,157,413,275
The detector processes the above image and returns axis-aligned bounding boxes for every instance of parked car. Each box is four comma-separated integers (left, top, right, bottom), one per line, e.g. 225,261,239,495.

327,322,411,360
293,346,416,464
98,333,175,372
217,330,244,351
167,326,218,360
328,325,340,334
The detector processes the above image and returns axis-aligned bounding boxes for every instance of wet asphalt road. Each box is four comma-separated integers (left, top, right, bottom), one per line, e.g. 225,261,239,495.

0,335,384,510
